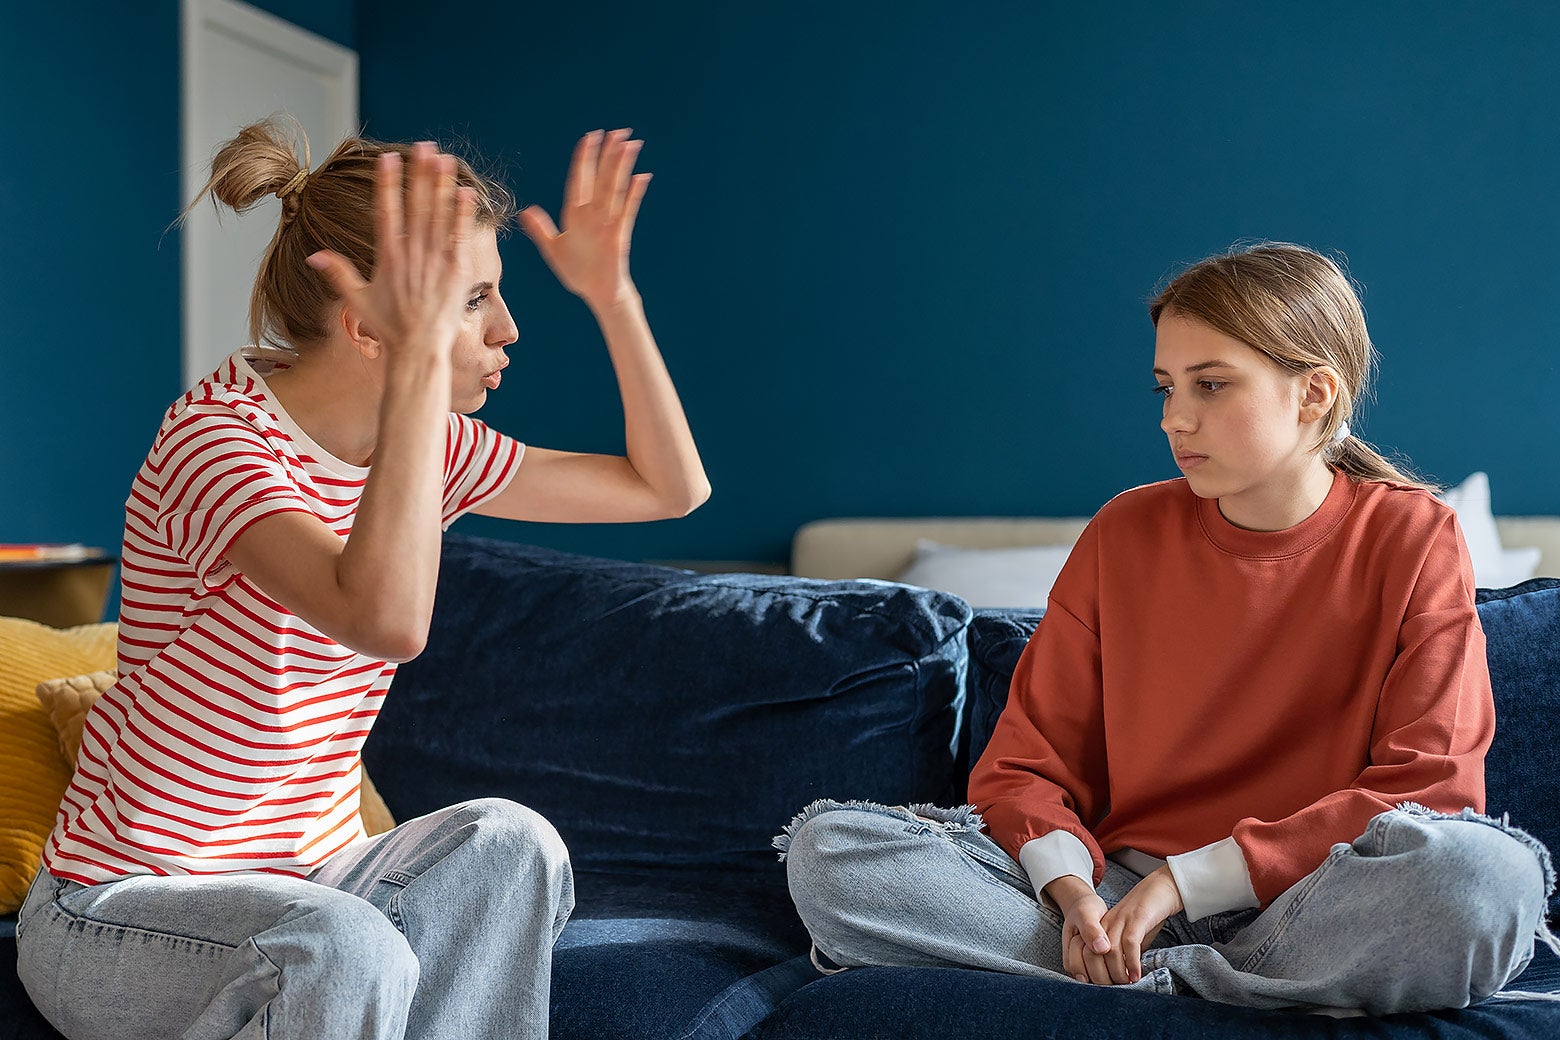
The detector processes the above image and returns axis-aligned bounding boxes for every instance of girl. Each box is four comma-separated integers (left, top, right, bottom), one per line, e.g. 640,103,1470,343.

17,122,708,1039
776,243,1555,1015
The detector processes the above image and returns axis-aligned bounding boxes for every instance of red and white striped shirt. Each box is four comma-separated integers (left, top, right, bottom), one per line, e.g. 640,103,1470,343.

45,350,523,884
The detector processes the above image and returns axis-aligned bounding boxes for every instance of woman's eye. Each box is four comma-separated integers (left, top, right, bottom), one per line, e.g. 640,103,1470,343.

1151,385,1172,398
465,292,489,312
1199,380,1227,393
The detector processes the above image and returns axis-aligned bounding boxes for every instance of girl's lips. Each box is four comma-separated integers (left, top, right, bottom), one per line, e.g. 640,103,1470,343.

1176,453,1208,469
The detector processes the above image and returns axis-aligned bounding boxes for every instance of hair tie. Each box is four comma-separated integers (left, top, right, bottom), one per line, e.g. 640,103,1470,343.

1329,421,1351,447
275,168,309,200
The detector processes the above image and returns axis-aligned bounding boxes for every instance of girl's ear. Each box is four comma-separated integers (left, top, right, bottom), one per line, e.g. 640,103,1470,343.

338,303,384,361
1300,366,1341,423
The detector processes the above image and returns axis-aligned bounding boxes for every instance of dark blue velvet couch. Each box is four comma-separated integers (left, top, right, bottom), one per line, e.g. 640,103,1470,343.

3,533,1557,1039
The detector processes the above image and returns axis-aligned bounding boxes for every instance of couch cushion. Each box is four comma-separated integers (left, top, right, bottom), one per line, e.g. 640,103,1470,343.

964,579,1560,917
753,957,1560,1040
369,534,972,876
553,869,813,1040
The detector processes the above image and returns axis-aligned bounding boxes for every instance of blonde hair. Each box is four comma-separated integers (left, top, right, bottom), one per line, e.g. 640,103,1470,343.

1149,242,1436,492
184,117,516,350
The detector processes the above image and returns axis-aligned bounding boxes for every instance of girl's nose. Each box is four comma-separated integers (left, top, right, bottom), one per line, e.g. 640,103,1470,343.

1161,399,1195,435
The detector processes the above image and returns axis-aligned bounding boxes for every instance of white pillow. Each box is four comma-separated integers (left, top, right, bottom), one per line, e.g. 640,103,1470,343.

1438,472,1542,589
896,540,1072,609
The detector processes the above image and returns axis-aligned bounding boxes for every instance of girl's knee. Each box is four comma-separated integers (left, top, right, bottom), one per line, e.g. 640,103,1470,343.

1370,813,1549,997
777,803,940,921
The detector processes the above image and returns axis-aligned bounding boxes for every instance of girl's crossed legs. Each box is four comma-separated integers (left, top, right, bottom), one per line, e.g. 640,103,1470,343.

17,798,573,1040
776,800,1554,1014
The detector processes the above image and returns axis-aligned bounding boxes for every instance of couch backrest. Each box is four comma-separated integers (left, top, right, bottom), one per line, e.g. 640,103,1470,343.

964,579,1560,916
368,534,972,877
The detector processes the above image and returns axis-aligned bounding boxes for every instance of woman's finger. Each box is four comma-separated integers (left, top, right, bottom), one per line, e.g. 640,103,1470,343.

447,185,477,267
619,173,652,241
517,205,559,269
605,135,641,222
565,130,604,214
306,249,369,300
375,151,405,275
404,141,436,273
426,152,457,275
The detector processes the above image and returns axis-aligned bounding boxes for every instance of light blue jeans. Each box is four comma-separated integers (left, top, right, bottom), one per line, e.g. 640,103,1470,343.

16,798,574,1040
775,800,1559,1015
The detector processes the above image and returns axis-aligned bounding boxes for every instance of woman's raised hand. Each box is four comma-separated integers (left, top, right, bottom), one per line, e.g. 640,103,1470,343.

307,142,478,359
519,129,650,310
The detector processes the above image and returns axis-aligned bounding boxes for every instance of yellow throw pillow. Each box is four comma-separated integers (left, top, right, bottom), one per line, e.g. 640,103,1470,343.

33,672,397,840
0,617,118,913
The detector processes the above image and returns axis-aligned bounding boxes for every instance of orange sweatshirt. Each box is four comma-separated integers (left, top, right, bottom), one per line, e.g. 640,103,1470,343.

968,469,1494,918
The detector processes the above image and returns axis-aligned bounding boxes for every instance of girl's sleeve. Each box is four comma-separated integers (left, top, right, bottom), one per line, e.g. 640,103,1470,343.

441,413,526,528
967,522,1111,892
1223,513,1494,911
155,404,314,590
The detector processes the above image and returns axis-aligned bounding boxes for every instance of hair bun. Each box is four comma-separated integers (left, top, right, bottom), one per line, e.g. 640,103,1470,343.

202,118,312,214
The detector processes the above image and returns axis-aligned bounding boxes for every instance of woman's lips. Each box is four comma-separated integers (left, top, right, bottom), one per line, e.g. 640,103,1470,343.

1176,453,1208,469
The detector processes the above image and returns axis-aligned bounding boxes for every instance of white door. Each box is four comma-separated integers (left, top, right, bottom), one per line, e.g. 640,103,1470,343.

181,0,357,386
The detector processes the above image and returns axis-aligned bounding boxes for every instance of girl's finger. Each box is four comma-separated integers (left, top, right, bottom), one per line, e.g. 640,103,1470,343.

566,130,604,213
1122,929,1143,984
1064,931,1085,982
1103,926,1131,985
1082,948,1113,986
619,173,652,241
375,152,405,274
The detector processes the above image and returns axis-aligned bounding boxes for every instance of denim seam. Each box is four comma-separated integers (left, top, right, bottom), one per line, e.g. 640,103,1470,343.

245,937,283,1040
1233,843,1351,975
44,900,239,955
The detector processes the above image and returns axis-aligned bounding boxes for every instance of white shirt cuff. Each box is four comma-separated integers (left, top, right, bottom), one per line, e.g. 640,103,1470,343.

1018,831,1096,902
1165,836,1260,921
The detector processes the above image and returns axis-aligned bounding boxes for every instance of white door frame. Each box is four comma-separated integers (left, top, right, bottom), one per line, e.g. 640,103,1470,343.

180,0,357,386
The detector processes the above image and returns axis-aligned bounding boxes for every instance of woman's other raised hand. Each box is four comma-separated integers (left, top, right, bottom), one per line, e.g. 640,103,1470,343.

519,129,650,310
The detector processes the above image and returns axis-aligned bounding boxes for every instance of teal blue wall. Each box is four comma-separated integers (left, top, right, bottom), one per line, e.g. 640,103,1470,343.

359,2,1560,565
0,6,182,555
0,1,350,619
5,3,1558,585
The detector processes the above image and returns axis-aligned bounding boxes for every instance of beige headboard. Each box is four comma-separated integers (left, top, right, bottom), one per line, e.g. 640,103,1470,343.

792,516,1560,582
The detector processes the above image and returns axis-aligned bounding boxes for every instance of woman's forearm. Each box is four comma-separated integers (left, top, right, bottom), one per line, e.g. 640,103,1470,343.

591,289,710,514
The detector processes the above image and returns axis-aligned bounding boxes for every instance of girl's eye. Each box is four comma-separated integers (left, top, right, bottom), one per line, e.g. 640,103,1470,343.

465,292,489,312
1198,380,1227,393
1151,385,1172,399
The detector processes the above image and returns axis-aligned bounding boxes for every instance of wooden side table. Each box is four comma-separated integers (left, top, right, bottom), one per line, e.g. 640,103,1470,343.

0,556,119,628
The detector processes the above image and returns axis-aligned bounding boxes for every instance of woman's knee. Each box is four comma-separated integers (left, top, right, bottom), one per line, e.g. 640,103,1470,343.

291,895,419,990
456,798,571,891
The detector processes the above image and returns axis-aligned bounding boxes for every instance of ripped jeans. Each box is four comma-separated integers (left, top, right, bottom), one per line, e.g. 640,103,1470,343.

774,800,1559,1015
